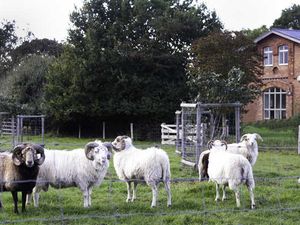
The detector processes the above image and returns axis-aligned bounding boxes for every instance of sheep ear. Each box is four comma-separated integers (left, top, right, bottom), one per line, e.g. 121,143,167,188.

254,133,263,141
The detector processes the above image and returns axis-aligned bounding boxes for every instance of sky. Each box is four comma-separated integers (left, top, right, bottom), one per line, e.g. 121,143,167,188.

0,0,299,42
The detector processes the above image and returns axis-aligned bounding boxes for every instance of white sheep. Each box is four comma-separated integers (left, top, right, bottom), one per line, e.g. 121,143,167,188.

26,140,110,208
198,140,256,209
226,133,263,166
111,135,171,208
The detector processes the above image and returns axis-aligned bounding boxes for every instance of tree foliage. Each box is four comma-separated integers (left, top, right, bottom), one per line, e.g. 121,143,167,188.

45,0,222,129
242,25,269,40
187,31,262,106
0,20,18,77
0,54,55,114
273,4,300,29
11,38,63,65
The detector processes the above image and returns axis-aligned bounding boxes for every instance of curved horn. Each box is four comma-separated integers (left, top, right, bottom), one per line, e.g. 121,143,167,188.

254,133,263,141
85,142,99,160
33,144,45,165
12,144,26,166
207,140,214,150
240,134,248,142
221,140,228,150
103,142,113,151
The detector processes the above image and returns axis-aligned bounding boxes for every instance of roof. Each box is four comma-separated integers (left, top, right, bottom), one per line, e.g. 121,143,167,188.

254,28,300,44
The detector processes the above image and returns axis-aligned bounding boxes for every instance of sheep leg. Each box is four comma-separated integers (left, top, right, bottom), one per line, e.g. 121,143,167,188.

11,191,19,214
149,183,158,208
132,182,138,202
126,182,132,202
222,185,227,201
248,186,255,209
83,188,89,208
21,191,27,212
26,193,32,205
234,189,241,208
88,187,92,207
215,183,220,202
164,180,172,207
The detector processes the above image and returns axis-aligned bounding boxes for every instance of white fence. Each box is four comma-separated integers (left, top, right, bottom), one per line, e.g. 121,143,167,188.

161,123,178,145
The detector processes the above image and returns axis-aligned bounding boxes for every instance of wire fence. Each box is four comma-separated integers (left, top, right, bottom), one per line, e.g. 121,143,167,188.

1,174,300,224
0,138,300,224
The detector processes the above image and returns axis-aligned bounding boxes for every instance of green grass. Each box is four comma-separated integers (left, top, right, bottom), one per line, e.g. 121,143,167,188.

1,129,300,224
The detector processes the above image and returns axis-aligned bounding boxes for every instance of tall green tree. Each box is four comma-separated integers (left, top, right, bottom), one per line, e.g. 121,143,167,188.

0,20,18,77
273,4,300,29
187,30,262,105
45,0,222,131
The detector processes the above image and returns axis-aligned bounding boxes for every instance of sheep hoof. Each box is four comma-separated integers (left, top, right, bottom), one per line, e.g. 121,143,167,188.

126,198,131,203
167,204,172,208
215,198,220,202
151,205,156,208
222,197,227,201
251,204,256,209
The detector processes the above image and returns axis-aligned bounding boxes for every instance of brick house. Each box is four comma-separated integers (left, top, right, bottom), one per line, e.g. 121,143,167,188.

242,28,300,122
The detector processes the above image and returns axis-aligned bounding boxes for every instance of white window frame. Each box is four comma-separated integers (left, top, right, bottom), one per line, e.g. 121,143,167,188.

278,45,288,65
263,47,273,66
263,88,287,120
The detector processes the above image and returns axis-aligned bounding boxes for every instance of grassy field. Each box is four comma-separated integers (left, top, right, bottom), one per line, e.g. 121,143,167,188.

0,127,300,224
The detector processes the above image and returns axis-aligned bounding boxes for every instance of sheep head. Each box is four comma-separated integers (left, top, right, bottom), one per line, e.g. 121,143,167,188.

85,141,110,165
207,140,227,150
111,136,132,152
240,133,263,147
12,143,45,167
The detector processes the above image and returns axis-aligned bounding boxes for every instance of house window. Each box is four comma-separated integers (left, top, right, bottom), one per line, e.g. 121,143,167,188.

264,88,286,120
278,45,288,65
263,47,273,66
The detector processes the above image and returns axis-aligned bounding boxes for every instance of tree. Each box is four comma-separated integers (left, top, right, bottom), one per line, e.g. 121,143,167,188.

11,38,63,65
45,0,223,134
187,30,262,105
273,4,300,29
0,54,55,114
242,25,269,40
0,20,18,77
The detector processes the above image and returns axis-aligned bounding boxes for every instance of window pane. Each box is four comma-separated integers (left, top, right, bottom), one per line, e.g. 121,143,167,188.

275,110,281,119
270,94,274,108
284,51,288,63
264,110,269,119
276,94,281,108
270,110,274,119
264,94,269,108
282,111,286,119
282,94,286,108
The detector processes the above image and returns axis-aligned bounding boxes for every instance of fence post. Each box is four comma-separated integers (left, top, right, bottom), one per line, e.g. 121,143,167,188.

102,122,106,140
298,125,300,155
130,123,134,140
195,103,202,167
175,111,181,153
78,124,81,139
